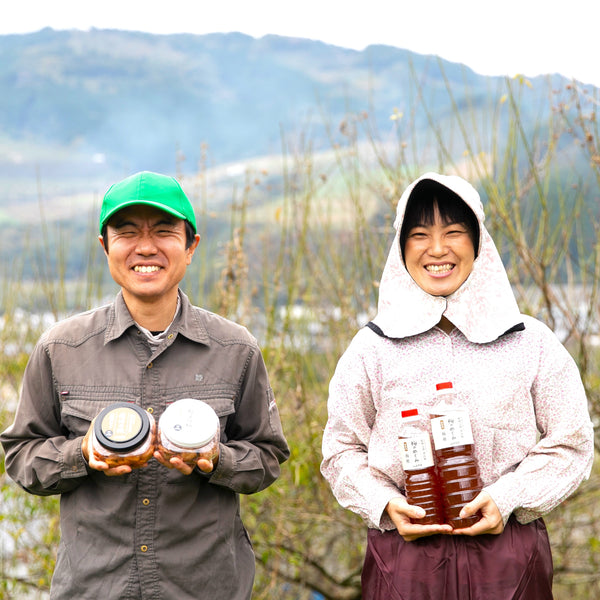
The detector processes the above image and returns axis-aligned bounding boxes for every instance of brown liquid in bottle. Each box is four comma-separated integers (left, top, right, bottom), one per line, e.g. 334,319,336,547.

430,382,482,529
434,443,481,528
404,465,444,525
399,408,444,525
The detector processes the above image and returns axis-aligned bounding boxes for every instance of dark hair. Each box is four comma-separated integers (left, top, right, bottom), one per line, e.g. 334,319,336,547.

101,220,197,253
399,179,480,260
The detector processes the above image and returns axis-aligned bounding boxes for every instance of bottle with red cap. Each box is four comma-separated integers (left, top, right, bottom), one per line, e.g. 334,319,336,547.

430,381,482,528
398,407,444,525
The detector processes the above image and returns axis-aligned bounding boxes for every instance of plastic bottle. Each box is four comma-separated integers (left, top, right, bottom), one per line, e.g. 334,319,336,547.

430,382,482,528
398,408,444,525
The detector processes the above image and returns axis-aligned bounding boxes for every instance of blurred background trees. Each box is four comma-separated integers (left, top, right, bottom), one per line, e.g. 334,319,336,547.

1,73,599,599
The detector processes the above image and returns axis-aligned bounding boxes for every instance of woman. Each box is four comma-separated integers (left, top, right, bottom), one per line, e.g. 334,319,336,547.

320,172,594,599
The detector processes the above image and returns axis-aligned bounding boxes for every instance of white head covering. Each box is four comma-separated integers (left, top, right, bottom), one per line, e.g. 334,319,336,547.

370,172,523,343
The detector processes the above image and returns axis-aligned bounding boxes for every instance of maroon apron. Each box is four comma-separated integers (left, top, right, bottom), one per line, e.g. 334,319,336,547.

362,516,553,600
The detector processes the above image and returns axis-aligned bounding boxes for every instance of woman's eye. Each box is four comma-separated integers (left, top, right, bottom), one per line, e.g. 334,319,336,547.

447,226,467,236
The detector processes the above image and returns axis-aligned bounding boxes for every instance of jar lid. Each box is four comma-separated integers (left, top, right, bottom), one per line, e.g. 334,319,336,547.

160,399,219,449
94,402,151,452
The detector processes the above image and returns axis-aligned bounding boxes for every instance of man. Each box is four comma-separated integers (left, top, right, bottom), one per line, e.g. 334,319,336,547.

1,171,290,599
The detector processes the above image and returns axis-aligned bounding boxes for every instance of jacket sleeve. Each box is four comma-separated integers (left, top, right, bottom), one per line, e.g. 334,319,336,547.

484,324,595,524
207,345,290,494
320,336,404,530
0,340,89,496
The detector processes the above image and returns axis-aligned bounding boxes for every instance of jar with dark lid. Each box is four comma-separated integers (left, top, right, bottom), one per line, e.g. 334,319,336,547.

157,399,220,466
92,402,156,468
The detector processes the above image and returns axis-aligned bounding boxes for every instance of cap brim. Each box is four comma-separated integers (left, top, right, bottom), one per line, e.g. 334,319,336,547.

100,200,187,229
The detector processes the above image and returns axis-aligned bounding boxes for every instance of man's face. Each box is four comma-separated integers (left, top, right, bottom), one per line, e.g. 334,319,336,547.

99,205,199,306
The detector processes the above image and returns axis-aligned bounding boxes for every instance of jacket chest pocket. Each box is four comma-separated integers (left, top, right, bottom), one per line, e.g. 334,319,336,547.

59,387,142,438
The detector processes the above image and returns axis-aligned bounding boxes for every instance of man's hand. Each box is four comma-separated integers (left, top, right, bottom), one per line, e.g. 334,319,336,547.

153,450,218,475
81,419,134,476
385,497,453,542
451,491,504,536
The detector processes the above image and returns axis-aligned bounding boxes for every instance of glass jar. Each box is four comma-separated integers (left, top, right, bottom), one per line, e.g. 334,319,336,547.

157,398,220,466
92,402,156,468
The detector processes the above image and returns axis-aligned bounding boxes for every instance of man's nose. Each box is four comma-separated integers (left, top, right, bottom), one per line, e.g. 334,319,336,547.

135,233,158,254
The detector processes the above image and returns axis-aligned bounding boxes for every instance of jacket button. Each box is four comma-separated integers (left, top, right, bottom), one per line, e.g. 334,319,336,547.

147,407,154,414
140,545,148,553
142,498,150,506
147,362,153,369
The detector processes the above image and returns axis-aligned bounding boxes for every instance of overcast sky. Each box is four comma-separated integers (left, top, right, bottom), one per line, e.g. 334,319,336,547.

3,0,598,87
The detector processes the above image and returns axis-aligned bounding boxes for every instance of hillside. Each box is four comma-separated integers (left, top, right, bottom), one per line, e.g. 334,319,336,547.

0,28,536,179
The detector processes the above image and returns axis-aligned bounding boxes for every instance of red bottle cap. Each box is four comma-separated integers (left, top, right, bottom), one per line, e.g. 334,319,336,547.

436,382,453,391
401,408,419,418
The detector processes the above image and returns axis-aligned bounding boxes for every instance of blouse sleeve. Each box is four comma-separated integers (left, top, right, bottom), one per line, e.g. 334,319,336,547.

320,334,403,530
483,322,594,524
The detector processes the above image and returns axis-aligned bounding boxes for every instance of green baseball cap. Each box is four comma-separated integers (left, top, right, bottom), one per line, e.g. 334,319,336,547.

99,171,197,233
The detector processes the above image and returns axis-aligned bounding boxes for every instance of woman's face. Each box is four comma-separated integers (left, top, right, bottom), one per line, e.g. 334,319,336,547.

403,206,475,297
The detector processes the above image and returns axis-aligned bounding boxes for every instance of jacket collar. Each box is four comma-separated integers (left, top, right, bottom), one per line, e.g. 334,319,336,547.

105,290,211,346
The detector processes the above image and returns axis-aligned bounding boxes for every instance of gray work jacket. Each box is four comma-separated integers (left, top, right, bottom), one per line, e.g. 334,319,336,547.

1,291,290,600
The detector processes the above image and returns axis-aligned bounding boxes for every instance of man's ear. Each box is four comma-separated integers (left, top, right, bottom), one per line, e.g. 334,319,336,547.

186,234,201,265
98,234,108,256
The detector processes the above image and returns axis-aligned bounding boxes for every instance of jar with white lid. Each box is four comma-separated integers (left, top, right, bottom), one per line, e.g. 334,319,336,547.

91,402,156,468
157,398,220,466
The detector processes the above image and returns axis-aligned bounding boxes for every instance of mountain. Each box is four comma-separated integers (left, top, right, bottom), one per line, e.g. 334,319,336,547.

0,27,529,178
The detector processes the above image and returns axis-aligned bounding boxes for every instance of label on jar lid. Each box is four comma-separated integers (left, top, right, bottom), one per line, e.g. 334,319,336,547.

160,399,219,449
94,402,150,451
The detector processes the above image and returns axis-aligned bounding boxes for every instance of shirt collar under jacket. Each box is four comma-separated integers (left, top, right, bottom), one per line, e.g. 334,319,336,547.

370,172,523,344
104,289,211,346
137,295,181,345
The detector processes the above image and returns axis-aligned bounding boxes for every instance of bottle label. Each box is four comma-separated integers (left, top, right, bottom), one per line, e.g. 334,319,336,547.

398,433,435,470
431,411,474,449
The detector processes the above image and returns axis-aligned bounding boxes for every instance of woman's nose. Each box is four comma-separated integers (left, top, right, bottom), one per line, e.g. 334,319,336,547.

428,234,447,256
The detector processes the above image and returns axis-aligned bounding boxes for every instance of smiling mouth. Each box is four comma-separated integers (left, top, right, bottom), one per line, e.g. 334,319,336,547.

425,264,454,273
133,265,161,273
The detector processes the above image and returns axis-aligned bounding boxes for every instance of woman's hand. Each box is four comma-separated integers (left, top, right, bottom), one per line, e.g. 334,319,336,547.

385,497,453,542
452,491,504,536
